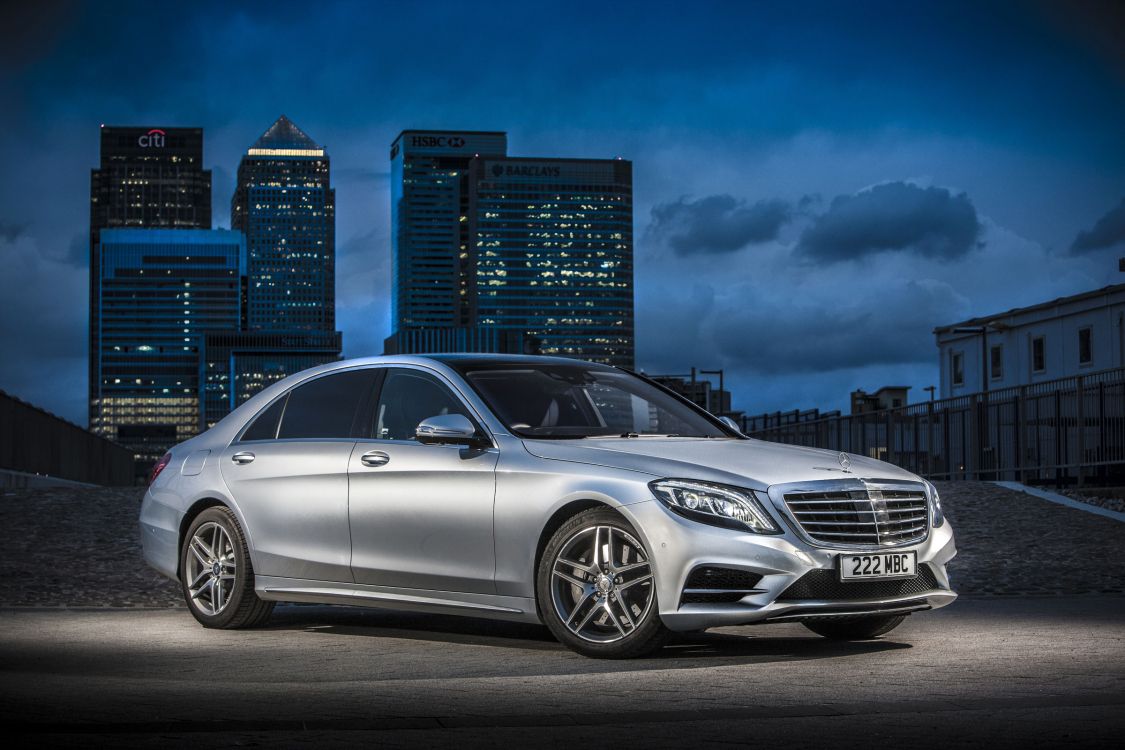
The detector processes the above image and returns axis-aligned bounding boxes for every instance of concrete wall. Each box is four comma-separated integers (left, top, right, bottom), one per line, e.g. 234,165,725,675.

0,390,135,486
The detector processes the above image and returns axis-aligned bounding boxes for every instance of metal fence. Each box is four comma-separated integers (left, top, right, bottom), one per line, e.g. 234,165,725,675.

0,389,135,486
745,367,1125,487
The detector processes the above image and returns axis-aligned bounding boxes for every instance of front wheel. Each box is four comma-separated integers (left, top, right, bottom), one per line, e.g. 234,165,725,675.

180,506,274,629
803,614,905,640
537,508,669,659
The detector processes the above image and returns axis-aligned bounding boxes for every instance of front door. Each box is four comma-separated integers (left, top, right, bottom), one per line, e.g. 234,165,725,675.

348,367,498,593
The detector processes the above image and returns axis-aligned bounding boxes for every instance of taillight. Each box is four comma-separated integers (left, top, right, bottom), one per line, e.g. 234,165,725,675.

149,452,172,486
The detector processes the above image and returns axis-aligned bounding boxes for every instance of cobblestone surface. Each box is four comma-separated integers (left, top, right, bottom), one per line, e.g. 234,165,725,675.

0,487,180,608
935,481,1125,597
0,481,1121,607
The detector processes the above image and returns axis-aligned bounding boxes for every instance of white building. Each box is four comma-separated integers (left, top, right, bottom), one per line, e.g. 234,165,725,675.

934,284,1125,398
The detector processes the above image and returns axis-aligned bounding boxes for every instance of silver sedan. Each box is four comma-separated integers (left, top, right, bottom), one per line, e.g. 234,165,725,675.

140,354,956,658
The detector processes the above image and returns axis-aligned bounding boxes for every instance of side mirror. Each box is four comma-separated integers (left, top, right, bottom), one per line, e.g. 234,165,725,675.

718,416,742,434
415,414,483,446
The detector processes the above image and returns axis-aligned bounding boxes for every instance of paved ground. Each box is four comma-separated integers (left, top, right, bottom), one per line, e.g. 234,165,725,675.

2,598,1123,747
1,480,1122,746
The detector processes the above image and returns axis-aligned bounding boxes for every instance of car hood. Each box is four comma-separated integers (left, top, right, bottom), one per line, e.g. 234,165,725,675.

521,437,921,490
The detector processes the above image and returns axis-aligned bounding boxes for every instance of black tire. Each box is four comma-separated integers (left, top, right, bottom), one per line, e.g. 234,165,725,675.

802,614,905,640
537,508,670,659
180,506,274,629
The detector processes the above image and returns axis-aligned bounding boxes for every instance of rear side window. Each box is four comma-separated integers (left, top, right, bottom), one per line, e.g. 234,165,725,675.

277,369,376,440
240,395,288,441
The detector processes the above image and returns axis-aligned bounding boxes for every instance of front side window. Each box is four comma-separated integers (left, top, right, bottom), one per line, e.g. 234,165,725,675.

276,369,376,440
456,363,730,439
1032,336,1046,373
951,352,964,387
374,369,475,441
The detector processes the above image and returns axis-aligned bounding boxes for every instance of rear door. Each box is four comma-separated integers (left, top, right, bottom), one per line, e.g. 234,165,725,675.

347,367,499,593
220,368,378,582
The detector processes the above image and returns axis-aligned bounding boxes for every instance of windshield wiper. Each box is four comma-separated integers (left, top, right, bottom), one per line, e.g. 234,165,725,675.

615,433,681,438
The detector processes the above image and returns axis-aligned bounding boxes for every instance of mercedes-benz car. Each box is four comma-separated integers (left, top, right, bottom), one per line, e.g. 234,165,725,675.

140,354,956,658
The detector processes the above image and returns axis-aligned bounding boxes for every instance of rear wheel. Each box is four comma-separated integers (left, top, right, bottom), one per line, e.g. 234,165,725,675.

537,508,669,659
803,614,905,640
181,506,273,629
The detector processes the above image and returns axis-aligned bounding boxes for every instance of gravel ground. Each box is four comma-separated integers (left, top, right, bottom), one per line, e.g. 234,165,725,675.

0,480,1121,607
1056,488,1125,514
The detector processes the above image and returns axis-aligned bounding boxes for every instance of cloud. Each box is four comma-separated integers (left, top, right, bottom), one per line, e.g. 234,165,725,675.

1071,197,1125,254
647,194,791,255
796,182,982,263
0,222,29,243
712,279,969,375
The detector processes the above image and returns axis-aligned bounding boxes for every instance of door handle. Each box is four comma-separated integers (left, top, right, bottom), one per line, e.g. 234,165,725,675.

231,451,255,465
360,450,391,468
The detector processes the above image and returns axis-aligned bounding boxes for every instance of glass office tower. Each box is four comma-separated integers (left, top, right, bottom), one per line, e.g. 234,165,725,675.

387,130,508,345
89,126,212,430
231,115,337,332
91,229,243,468
467,157,634,368
385,130,634,368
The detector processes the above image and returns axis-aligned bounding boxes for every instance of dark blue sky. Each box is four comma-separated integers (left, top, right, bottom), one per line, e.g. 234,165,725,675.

2,0,1124,425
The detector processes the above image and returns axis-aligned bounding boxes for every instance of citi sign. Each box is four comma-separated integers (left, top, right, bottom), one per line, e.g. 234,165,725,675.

409,135,466,149
137,128,166,148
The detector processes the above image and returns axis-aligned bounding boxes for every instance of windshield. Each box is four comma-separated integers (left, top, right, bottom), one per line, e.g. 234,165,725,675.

455,363,733,439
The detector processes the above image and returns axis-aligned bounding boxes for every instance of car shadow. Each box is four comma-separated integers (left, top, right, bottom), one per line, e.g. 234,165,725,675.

264,605,910,669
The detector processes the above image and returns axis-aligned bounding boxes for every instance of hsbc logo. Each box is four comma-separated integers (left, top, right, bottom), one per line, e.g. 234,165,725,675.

137,129,166,148
409,134,466,149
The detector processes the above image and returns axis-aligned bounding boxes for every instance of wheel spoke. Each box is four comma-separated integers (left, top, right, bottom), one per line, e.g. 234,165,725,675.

604,527,616,569
616,573,653,592
190,536,212,562
191,577,215,601
188,567,209,588
591,526,602,569
553,567,588,588
214,578,225,611
556,556,595,575
603,602,627,636
615,560,649,574
570,596,601,634
613,594,636,629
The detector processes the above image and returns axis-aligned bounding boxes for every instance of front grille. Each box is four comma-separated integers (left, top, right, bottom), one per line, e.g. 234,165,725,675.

680,566,763,606
777,564,940,601
783,487,929,547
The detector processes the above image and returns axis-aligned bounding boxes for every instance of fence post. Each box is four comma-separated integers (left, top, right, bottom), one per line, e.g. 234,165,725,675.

1076,375,1085,488
1016,386,1026,484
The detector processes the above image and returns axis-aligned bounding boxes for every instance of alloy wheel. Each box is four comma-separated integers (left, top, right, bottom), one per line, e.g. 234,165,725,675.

549,525,655,644
185,521,237,616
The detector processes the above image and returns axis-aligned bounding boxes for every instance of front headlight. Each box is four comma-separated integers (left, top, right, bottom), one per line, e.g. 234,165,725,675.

650,479,780,534
925,480,945,527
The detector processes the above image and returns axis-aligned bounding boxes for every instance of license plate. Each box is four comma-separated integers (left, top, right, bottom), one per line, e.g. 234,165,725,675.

839,551,917,581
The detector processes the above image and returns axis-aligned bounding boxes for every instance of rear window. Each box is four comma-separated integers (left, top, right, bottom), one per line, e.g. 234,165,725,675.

276,369,376,440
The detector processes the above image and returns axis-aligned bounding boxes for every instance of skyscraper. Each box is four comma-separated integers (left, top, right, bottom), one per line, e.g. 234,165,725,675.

385,131,635,367
211,116,342,427
232,115,336,332
89,126,212,430
389,130,508,333
91,229,243,467
467,156,634,367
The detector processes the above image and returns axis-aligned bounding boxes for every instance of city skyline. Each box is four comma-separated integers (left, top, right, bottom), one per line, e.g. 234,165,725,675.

2,1,1124,426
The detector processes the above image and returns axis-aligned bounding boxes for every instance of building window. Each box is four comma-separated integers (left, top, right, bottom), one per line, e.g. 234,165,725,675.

990,345,1003,380
951,351,964,387
1078,327,1092,365
1032,336,1046,373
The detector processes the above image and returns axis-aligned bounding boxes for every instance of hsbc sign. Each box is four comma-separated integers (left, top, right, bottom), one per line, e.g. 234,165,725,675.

408,134,466,149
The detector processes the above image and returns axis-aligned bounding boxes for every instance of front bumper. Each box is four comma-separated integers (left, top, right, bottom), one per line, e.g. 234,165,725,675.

620,496,957,632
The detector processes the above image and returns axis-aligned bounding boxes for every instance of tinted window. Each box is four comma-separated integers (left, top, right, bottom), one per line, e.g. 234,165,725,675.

1032,337,1045,372
277,370,375,440
458,364,728,439
241,395,288,441
374,370,474,441
1079,328,1092,364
